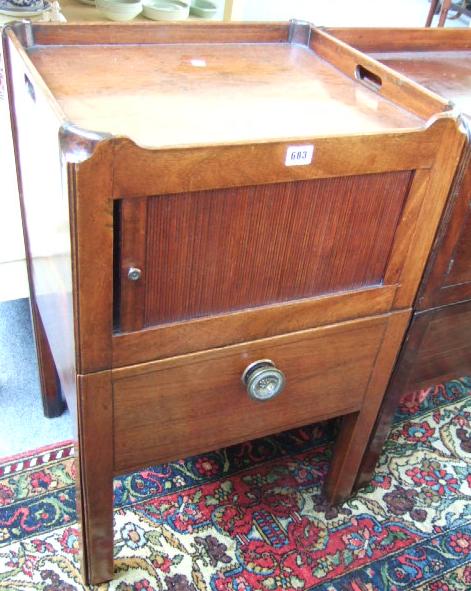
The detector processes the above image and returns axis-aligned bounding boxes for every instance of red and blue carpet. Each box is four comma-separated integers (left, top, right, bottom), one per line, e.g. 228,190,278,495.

0,377,470,590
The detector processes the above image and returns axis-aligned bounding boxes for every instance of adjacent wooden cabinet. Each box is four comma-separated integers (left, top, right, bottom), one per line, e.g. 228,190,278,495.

2,22,465,584
328,27,471,488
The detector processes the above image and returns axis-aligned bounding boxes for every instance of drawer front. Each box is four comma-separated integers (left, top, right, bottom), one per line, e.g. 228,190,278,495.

112,314,389,473
407,301,471,390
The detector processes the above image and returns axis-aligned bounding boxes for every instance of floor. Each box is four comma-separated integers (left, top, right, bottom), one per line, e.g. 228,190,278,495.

0,0,469,456
0,299,73,456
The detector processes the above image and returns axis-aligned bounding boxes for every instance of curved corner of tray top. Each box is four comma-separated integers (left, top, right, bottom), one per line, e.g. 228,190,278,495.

59,123,113,164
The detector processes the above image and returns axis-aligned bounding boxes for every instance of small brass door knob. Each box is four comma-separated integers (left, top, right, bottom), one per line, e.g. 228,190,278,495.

241,359,285,402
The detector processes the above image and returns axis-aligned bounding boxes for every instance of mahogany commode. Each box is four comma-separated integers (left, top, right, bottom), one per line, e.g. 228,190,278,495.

2,21,465,584
328,27,471,488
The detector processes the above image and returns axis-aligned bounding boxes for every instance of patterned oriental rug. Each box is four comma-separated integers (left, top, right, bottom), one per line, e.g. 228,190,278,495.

0,378,470,591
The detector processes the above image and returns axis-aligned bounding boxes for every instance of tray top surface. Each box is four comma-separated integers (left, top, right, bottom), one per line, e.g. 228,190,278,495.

372,50,471,117
28,42,422,148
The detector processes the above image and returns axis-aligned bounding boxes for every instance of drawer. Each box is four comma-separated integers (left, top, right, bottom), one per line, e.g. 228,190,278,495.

112,313,390,473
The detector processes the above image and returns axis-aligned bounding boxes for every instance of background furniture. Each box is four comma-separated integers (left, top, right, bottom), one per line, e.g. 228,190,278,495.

328,27,471,488
3,21,464,584
425,0,471,26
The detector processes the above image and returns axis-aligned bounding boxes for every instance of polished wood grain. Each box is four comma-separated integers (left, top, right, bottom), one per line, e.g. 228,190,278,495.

112,314,389,474
3,27,66,122
326,309,411,502
418,150,471,308
356,300,471,489
391,120,466,309
113,286,397,366
4,23,102,580
124,172,410,329
444,213,471,285
325,27,471,490
327,27,471,52
76,118,464,371
32,22,289,46
53,34,463,375
312,29,450,120
30,300,64,417
326,26,471,135
4,35,64,418
27,43,424,150
371,50,471,116
383,170,428,286
5,22,468,586
77,371,114,585
355,320,424,491
71,118,464,372
3,30,76,414
72,142,114,373
328,28,471,116
405,303,471,388
119,198,148,333
111,132,437,199
326,27,471,311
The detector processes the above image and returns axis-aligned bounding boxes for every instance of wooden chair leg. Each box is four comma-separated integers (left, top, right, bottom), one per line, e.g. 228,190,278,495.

77,372,115,585
29,298,65,418
425,0,441,26
438,0,453,26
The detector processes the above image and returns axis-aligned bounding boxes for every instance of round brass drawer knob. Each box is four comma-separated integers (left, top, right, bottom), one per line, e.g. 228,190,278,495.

241,359,285,402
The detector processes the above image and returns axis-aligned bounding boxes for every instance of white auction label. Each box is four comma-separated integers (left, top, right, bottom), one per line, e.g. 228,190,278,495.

285,145,314,166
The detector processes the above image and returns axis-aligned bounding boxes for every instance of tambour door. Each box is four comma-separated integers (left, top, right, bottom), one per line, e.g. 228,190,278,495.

114,171,412,338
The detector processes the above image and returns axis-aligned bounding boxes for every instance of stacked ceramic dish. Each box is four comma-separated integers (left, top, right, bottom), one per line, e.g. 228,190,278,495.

141,0,217,20
142,0,188,20
95,0,142,20
94,0,217,21
189,0,216,17
0,0,50,17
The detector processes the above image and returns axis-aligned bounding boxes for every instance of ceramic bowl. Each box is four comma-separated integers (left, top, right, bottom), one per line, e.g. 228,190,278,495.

5,0,43,8
190,0,216,18
96,0,142,21
142,0,189,20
